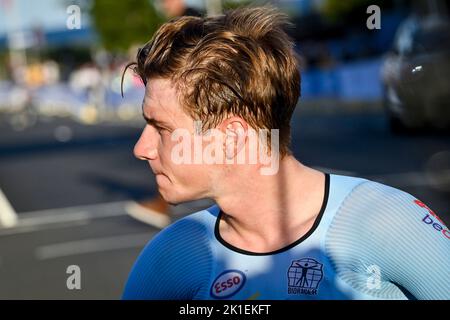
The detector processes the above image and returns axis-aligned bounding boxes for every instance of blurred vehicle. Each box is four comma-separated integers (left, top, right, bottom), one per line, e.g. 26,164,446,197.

381,14,450,132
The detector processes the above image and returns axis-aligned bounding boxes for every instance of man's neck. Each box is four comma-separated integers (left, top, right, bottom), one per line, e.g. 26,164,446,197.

214,156,326,252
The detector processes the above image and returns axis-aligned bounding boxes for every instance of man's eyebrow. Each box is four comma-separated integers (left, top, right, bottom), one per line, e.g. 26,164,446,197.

142,112,171,128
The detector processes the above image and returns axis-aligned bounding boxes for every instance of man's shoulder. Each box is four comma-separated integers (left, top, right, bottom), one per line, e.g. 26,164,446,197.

335,176,434,227
123,205,218,300
328,173,414,204
344,178,417,208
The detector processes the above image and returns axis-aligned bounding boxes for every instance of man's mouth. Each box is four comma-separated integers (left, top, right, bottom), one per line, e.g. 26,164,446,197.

149,164,162,176
153,170,170,181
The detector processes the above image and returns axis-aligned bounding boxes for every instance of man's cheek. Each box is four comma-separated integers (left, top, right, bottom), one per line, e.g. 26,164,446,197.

161,139,177,162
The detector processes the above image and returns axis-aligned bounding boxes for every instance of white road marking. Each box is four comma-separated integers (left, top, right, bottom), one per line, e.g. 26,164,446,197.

18,210,92,227
0,219,90,236
0,201,139,236
0,188,18,228
35,232,152,260
18,200,130,221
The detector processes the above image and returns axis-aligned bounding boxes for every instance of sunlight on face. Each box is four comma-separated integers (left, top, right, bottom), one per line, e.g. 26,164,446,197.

133,78,215,204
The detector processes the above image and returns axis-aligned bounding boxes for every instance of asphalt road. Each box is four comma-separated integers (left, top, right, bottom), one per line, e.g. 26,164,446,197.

0,106,449,299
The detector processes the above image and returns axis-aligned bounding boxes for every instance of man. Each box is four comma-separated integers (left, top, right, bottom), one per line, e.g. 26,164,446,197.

122,7,449,300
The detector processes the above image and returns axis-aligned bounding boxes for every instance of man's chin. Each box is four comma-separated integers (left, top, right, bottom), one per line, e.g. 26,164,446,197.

159,189,202,206
158,189,183,206
161,196,180,206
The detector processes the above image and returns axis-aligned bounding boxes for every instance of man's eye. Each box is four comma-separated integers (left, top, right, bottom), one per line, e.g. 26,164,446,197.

149,124,160,131
145,122,163,132
154,125,167,133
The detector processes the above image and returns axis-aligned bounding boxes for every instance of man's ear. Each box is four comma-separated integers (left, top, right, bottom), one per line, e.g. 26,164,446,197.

220,117,248,160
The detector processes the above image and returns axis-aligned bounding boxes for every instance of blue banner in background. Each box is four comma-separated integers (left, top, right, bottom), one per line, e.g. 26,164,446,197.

301,58,383,101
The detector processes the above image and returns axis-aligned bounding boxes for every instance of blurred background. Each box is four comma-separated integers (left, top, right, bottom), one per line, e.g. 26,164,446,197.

0,0,449,299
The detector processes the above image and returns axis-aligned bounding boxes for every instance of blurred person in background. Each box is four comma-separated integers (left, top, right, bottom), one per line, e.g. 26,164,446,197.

159,0,202,18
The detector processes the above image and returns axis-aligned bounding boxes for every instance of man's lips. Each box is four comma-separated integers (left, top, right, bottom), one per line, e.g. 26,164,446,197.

149,164,162,175
149,163,169,180
154,172,171,183
152,170,169,179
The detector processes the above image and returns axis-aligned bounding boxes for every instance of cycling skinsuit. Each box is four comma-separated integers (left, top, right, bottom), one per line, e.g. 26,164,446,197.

122,173,450,300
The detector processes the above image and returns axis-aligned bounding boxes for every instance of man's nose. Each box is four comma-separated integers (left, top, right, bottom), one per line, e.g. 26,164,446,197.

134,126,158,161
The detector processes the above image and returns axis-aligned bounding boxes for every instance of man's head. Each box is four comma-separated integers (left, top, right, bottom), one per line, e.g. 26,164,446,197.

126,6,301,203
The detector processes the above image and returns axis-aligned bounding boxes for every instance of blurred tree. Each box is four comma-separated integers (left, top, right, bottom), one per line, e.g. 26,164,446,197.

0,51,8,80
223,0,253,10
90,0,164,52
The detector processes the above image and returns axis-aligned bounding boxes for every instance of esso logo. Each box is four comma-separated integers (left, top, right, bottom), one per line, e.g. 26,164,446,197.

210,270,246,299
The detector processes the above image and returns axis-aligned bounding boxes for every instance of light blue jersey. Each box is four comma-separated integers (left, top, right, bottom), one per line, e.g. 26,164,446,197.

123,173,450,300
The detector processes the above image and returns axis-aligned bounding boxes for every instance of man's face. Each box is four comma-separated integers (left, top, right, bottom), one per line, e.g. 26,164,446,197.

134,78,215,204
